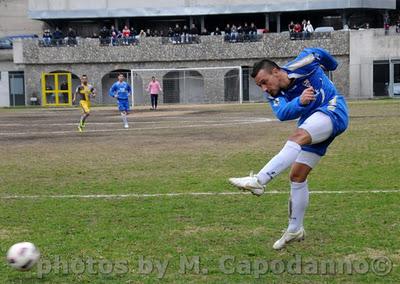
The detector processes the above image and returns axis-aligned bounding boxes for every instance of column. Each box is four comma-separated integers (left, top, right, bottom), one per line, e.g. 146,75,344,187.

265,13,270,31
200,16,205,33
276,13,281,33
341,10,348,29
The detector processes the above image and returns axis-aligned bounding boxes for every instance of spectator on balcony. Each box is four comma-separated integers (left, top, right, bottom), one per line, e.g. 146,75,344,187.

293,22,302,39
67,27,77,46
117,30,124,40
53,27,63,46
224,24,231,41
302,19,307,32
237,24,244,41
230,24,238,42
288,21,295,33
304,20,314,39
288,21,295,39
189,23,199,43
146,28,153,37
42,29,52,46
138,29,146,39
250,22,257,41
181,25,189,43
111,31,118,46
130,27,137,37
167,27,174,42
243,22,250,41
110,25,118,35
396,19,400,33
173,24,182,43
99,26,110,45
214,27,222,35
122,25,130,45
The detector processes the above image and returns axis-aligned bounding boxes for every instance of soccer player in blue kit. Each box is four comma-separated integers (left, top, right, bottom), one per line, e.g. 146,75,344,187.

229,48,349,250
109,73,132,128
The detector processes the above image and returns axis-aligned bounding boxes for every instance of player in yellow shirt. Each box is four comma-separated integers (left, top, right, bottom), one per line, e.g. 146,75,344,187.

72,75,97,132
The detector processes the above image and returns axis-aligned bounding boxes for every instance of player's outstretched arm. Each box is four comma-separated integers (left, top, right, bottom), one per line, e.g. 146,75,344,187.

306,47,338,71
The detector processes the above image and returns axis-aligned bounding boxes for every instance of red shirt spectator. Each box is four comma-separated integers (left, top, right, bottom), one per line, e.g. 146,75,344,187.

122,26,130,37
294,23,302,33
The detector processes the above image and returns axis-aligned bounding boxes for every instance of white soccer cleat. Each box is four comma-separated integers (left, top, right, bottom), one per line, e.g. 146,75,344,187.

124,123,129,129
273,227,305,250
228,173,265,196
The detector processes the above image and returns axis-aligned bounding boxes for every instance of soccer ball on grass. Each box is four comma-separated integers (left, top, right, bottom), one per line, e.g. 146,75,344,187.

6,242,40,271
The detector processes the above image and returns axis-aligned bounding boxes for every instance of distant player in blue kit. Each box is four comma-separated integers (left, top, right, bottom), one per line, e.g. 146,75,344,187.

229,48,349,250
109,73,132,128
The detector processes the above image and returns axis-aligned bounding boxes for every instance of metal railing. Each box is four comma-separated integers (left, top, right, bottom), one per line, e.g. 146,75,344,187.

289,32,331,40
38,37,78,47
223,33,262,43
161,35,201,45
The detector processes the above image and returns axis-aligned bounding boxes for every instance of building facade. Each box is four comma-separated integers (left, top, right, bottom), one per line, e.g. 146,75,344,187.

1,0,400,107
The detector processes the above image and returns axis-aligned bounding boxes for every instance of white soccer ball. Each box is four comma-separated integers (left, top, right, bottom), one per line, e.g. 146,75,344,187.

6,242,40,271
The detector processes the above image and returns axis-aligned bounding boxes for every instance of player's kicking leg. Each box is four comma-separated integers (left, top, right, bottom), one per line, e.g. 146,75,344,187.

228,138,305,196
229,112,333,249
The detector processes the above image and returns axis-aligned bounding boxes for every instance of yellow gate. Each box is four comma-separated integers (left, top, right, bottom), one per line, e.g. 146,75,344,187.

41,72,72,106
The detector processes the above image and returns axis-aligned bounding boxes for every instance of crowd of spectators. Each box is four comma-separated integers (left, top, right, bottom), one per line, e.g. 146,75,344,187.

223,22,260,42
39,21,265,47
40,27,77,47
288,19,314,40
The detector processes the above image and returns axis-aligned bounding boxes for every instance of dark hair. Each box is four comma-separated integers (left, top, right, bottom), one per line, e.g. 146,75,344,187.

251,59,280,78
81,74,87,78
118,73,125,77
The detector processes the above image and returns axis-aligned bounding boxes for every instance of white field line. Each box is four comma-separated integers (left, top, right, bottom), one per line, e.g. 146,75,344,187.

0,118,273,127
1,190,399,200
0,118,276,136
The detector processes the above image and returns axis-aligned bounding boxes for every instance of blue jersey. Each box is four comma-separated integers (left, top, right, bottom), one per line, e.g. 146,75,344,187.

266,48,349,155
109,81,132,100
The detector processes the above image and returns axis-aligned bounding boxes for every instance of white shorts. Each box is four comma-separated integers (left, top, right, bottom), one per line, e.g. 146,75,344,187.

296,111,333,168
298,111,333,144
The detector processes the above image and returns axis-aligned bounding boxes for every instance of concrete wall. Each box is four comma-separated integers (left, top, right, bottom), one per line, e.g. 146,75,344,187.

28,0,396,18
16,31,350,105
0,0,43,37
349,29,400,98
15,32,350,64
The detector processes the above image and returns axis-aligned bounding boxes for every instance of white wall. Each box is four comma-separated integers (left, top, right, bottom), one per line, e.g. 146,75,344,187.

0,72,10,107
349,29,400,98
0,0,43,37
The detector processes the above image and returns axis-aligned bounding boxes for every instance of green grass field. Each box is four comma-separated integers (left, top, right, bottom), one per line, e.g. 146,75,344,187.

0,100,399,283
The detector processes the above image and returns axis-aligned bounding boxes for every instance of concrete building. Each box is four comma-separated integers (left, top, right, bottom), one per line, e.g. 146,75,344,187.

1,0,400,107
0,0,44,107
27,0,395,36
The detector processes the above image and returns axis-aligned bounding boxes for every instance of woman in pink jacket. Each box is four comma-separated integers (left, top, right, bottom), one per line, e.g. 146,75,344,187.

146,76,163,110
